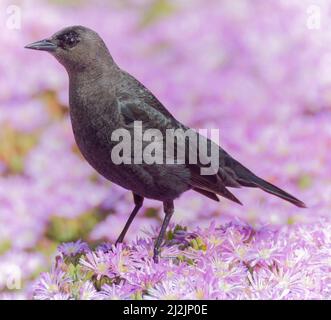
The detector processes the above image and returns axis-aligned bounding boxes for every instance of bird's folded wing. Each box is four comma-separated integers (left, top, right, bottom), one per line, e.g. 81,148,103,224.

117,92,243,204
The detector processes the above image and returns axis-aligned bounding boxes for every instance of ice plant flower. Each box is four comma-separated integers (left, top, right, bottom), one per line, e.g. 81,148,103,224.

248,240,283,267
33,267,71,300
58,240,90,257
79,281,100,300
32,219,331,300
79,251,112,281
145,279,186,300
98,282,134,300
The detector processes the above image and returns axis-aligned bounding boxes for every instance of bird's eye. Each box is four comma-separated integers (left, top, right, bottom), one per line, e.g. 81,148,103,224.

58,31,80,49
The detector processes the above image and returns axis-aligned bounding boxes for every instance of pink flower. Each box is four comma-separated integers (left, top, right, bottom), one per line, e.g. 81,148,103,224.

98,282,134,300
33,267,71,300
79,251,112,280
58,240,90,257
247,240,283,267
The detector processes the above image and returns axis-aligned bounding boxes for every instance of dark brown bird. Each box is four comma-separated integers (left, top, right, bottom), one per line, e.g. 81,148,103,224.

25,26,306,262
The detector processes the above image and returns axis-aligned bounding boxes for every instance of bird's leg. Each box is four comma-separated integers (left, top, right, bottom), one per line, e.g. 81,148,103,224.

115,193,144,245
153,200,174,263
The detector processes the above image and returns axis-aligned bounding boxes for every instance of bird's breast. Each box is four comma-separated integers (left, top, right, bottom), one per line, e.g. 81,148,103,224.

69,98,119,173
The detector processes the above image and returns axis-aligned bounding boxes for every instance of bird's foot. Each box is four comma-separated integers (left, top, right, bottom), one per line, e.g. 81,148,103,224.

153,247,160,263
115,234,124,246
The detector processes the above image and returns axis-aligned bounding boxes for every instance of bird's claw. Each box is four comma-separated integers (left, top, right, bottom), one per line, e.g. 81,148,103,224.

153,247,160,263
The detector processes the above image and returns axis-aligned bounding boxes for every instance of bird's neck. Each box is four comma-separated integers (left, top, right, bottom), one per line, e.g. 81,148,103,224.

68,63,119,117
68,59,118,83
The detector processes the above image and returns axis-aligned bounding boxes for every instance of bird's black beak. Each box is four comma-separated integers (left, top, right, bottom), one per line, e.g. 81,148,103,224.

25,39,57,52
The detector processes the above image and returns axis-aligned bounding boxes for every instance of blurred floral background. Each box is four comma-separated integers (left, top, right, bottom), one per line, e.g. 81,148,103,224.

0,0,330,299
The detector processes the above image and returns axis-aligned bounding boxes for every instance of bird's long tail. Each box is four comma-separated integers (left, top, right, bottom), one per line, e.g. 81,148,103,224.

235,167,306,208
247,175,306,208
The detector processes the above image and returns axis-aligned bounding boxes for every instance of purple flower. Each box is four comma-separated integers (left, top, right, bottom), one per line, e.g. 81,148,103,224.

246,270,275,299
58,240,90,257
95,244,139,278
98,282,134,300
125,261,166,290
79,251,112,281
268,266,307,299
145,278,188,300
33,267,71,300
79,281,100,300
96,242,114,253
247,240,283,267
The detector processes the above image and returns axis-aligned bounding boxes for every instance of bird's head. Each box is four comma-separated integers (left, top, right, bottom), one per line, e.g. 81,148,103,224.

25,25,112,73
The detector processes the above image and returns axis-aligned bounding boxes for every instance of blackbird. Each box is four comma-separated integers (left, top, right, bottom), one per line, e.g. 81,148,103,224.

25,26,305,262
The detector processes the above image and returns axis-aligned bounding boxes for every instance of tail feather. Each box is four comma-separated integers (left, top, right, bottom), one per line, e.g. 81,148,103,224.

190,173,242,205
193,188,220,202
241,175,306,208
222,155,306,208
